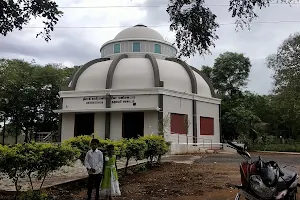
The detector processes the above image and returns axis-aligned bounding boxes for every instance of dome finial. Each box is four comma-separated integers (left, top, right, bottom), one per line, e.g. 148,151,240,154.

134,24,147,27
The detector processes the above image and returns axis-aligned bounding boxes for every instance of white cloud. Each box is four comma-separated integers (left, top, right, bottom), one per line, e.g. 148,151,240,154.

1,0,300,94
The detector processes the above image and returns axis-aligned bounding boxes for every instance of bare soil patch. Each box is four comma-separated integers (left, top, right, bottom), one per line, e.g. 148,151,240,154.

0,162,241,200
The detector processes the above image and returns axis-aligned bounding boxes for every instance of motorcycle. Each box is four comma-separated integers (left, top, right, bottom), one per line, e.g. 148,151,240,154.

226,141,300,200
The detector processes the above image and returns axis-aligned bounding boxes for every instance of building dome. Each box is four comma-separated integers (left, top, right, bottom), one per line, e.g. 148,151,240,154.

66,25,217,99
100,24,176,59
68,56,216,98
114,24,164,41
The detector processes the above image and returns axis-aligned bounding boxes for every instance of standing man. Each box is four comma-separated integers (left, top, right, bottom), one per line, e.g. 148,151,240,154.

84,138,104,200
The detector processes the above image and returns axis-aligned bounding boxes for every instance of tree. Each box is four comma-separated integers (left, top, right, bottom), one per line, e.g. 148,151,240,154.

266,33,300,138
222,106,261,141
1,0,295,51
201,65,213,79
0,0,63,41
0,59,71,142
167,0,296,58
211,52,251,96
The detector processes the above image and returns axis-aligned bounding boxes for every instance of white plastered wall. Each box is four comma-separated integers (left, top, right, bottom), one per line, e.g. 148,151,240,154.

196,101,220,144
61,113,75,142
144,111,158,135
163,95,193,144
110,112,123,140
94,113,106,139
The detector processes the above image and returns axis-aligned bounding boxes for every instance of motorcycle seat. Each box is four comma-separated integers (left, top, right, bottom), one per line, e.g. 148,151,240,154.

277,168,297,191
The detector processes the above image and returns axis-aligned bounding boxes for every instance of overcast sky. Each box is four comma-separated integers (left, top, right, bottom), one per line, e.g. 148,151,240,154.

1,0,300,94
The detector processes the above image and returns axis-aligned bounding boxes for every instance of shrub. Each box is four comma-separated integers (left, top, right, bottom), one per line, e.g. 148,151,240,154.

19,190,48,200
62,135,94,163
34,143,80,189
122,138,147,174
63,135,122,163
0,142,80,198
254,143,300,152
0,144,27,196
140,135,170,165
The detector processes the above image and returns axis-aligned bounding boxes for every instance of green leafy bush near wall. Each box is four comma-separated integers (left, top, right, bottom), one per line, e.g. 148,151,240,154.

0,142,80,199
122,138,147,174
140,135,170,165
63,134,170,171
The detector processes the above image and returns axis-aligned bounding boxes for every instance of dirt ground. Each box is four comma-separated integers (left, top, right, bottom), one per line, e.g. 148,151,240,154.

55,162,241,200
1,153,300,200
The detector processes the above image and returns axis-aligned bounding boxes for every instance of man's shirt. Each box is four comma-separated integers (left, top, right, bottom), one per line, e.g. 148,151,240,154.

84,149,104,174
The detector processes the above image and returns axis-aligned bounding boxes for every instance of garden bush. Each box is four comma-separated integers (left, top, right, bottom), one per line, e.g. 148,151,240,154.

254,143,300,152
62,135,122,163
0,134,169,199
122,138,147,174
140,135,170,165
63,134,170,166
0,142,80,199
18,190,48,200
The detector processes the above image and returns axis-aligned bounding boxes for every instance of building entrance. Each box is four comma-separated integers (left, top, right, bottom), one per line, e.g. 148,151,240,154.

74,113,94,136
122,112,144,138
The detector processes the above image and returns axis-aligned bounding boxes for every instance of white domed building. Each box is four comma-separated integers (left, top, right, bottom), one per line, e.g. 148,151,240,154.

55,24,222,152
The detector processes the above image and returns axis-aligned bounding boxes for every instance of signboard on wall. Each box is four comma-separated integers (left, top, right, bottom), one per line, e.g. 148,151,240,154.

82,95,136,105
64,94,157,110
111,95,136,104
83,96,104,104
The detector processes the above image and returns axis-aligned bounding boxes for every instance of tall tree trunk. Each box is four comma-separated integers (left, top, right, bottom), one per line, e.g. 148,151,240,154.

15,125,18,144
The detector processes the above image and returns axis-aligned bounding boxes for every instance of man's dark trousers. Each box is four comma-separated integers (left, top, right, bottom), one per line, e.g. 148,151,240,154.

87,173,103,200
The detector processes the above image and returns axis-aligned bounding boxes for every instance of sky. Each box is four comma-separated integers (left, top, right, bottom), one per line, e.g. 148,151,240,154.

1,0,300,94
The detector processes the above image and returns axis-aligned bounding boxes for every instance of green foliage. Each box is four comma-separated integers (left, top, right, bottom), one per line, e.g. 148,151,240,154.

62,135,125,163
122,138,147,173
19,190,48,200
63,135,170,170
0,0,63,42
167,0,219,58
212,52,251,96
62,135,97,164
201,65,213,79
166,0,293,58
254,144,300,152
266,33,300,139
0,142,79,196
0,144,26,193
222,106,261,140
0,59,78,141
140,135,170,165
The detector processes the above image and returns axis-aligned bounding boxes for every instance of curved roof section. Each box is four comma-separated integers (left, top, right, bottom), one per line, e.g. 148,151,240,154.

114,24,164,41
69,55,216,98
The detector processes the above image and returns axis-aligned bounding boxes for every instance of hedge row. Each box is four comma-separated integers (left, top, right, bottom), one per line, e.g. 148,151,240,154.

253,143,300,152
62,135,170,173
0,135,170,199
